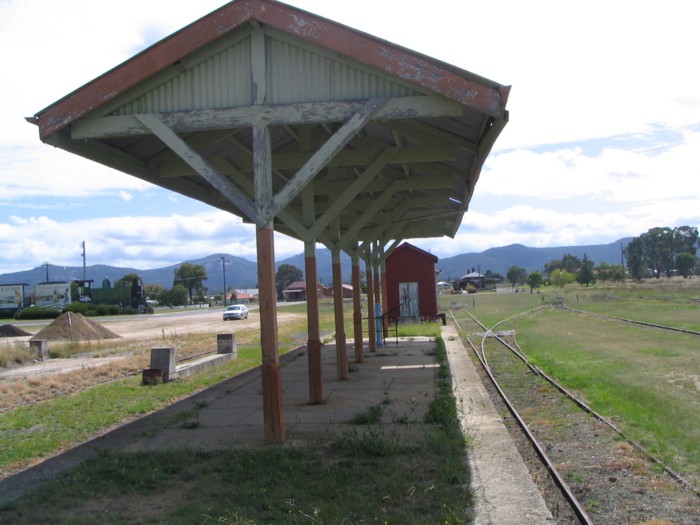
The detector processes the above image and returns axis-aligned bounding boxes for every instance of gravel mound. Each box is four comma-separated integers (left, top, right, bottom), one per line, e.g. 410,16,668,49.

0,324,31,337
30,312,122,342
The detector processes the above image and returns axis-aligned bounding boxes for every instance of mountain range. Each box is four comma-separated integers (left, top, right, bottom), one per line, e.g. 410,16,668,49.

0,239,631,294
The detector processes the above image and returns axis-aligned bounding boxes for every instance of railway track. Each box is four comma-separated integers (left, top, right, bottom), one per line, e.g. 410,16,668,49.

450,305,700,524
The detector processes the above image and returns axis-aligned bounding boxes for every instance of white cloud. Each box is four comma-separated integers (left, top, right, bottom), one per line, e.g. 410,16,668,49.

0,210,306,273
1,0,699,275
479,127,700,207
1,145,154,200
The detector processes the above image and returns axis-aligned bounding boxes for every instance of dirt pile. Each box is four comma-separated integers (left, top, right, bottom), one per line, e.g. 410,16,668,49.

0,325,31,338
30,312,122,342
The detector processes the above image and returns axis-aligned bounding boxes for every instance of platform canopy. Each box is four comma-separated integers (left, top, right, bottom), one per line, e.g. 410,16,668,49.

30,0,509,249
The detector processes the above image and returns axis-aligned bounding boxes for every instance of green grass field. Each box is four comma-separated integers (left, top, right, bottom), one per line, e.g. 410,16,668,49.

441,278,700,490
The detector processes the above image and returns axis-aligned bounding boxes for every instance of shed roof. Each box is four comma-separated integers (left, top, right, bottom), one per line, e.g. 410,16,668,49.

30,0,509,251
387,242,439,264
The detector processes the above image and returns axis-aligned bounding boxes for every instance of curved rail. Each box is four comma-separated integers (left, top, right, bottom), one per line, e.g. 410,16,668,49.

456,305,699,497
450,310,594,525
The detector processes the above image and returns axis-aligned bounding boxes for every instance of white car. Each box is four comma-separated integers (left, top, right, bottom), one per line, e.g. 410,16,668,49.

223,304,249,320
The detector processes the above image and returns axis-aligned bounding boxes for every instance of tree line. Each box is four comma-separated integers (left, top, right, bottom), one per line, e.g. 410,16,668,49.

95,224,700,305
624,225,698,280
134,262,307,306
506,252,603,291
505,225,699,290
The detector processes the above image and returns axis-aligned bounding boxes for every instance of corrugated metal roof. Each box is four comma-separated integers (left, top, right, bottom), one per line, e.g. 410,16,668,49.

30,0,510,252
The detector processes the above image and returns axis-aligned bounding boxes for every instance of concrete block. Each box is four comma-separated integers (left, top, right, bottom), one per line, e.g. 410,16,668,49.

142,368,163,385
29,339,49,361
217,333,237,357
150,347,176,382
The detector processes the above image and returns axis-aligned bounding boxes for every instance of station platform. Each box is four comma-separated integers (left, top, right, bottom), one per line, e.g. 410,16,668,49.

0,326,553,522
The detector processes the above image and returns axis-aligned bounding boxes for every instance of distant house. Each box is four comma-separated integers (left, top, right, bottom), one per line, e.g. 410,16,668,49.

233,289,258,304
334,283,353,299
282,281,330,302
385,243,439,321
453,272,499,291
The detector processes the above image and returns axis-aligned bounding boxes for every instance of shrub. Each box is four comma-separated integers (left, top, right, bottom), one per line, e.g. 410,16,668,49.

15,307,61,320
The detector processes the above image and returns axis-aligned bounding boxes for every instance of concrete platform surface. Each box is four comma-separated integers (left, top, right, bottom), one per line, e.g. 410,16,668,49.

0,327,554,523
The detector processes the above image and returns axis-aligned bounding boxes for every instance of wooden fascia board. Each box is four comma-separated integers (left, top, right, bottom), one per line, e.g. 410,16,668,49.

70,96,463,139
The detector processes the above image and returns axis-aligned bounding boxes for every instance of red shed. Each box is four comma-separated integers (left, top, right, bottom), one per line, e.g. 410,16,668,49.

385,243,439,322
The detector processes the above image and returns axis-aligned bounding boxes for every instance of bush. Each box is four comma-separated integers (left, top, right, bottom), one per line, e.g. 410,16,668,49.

63,302,91,315
63,303,123,316
15,307,62,320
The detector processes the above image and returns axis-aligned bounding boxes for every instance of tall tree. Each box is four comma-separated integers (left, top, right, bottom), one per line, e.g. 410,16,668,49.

676,253,697,278
642,227,674,277
526,271,543,292
625,236,646,280
165,284,189,307
275,264,303,299
576,254,595,287
506,265,527,288
560,253,582,274
672,226,699,257
173,263,207,303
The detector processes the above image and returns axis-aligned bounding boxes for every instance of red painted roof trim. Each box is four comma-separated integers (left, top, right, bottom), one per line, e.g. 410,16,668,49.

389,242,439,263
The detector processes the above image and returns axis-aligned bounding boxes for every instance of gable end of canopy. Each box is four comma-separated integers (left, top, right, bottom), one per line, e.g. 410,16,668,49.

29,0,510,249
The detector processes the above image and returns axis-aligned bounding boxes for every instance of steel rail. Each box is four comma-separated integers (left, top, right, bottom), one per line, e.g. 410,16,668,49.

561,304,700,336
450,310,594,525
458,306,700,498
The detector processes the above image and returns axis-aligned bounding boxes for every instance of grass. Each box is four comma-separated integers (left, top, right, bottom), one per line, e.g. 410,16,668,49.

510,309,700,482
0,346,264,475
0,332,473,524
1,301,473,522
0,432,471,524
443,278,700,490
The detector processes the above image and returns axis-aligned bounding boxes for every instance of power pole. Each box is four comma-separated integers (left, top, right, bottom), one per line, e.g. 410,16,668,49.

221,257,230,306
620,242,626,285
81,241,86,281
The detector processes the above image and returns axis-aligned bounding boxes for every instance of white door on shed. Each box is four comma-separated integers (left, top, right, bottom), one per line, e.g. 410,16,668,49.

399,281,419,320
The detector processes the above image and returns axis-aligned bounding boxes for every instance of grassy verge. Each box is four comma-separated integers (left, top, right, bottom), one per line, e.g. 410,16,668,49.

0,337,473,524
0,346,263,475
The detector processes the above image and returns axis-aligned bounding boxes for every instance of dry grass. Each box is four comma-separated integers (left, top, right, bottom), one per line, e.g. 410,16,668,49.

0,342,32,368
0,310,309,413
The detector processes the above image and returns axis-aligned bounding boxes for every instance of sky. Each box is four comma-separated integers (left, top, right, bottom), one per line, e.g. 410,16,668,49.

1,0,699,274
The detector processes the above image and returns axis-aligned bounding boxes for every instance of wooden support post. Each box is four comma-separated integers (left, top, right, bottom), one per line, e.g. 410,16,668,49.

366,257,377,353
332,249,348,380
305,242,323,403
381,260,389,339
352,253,364,363
257,226,285,444
374,264,382,345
